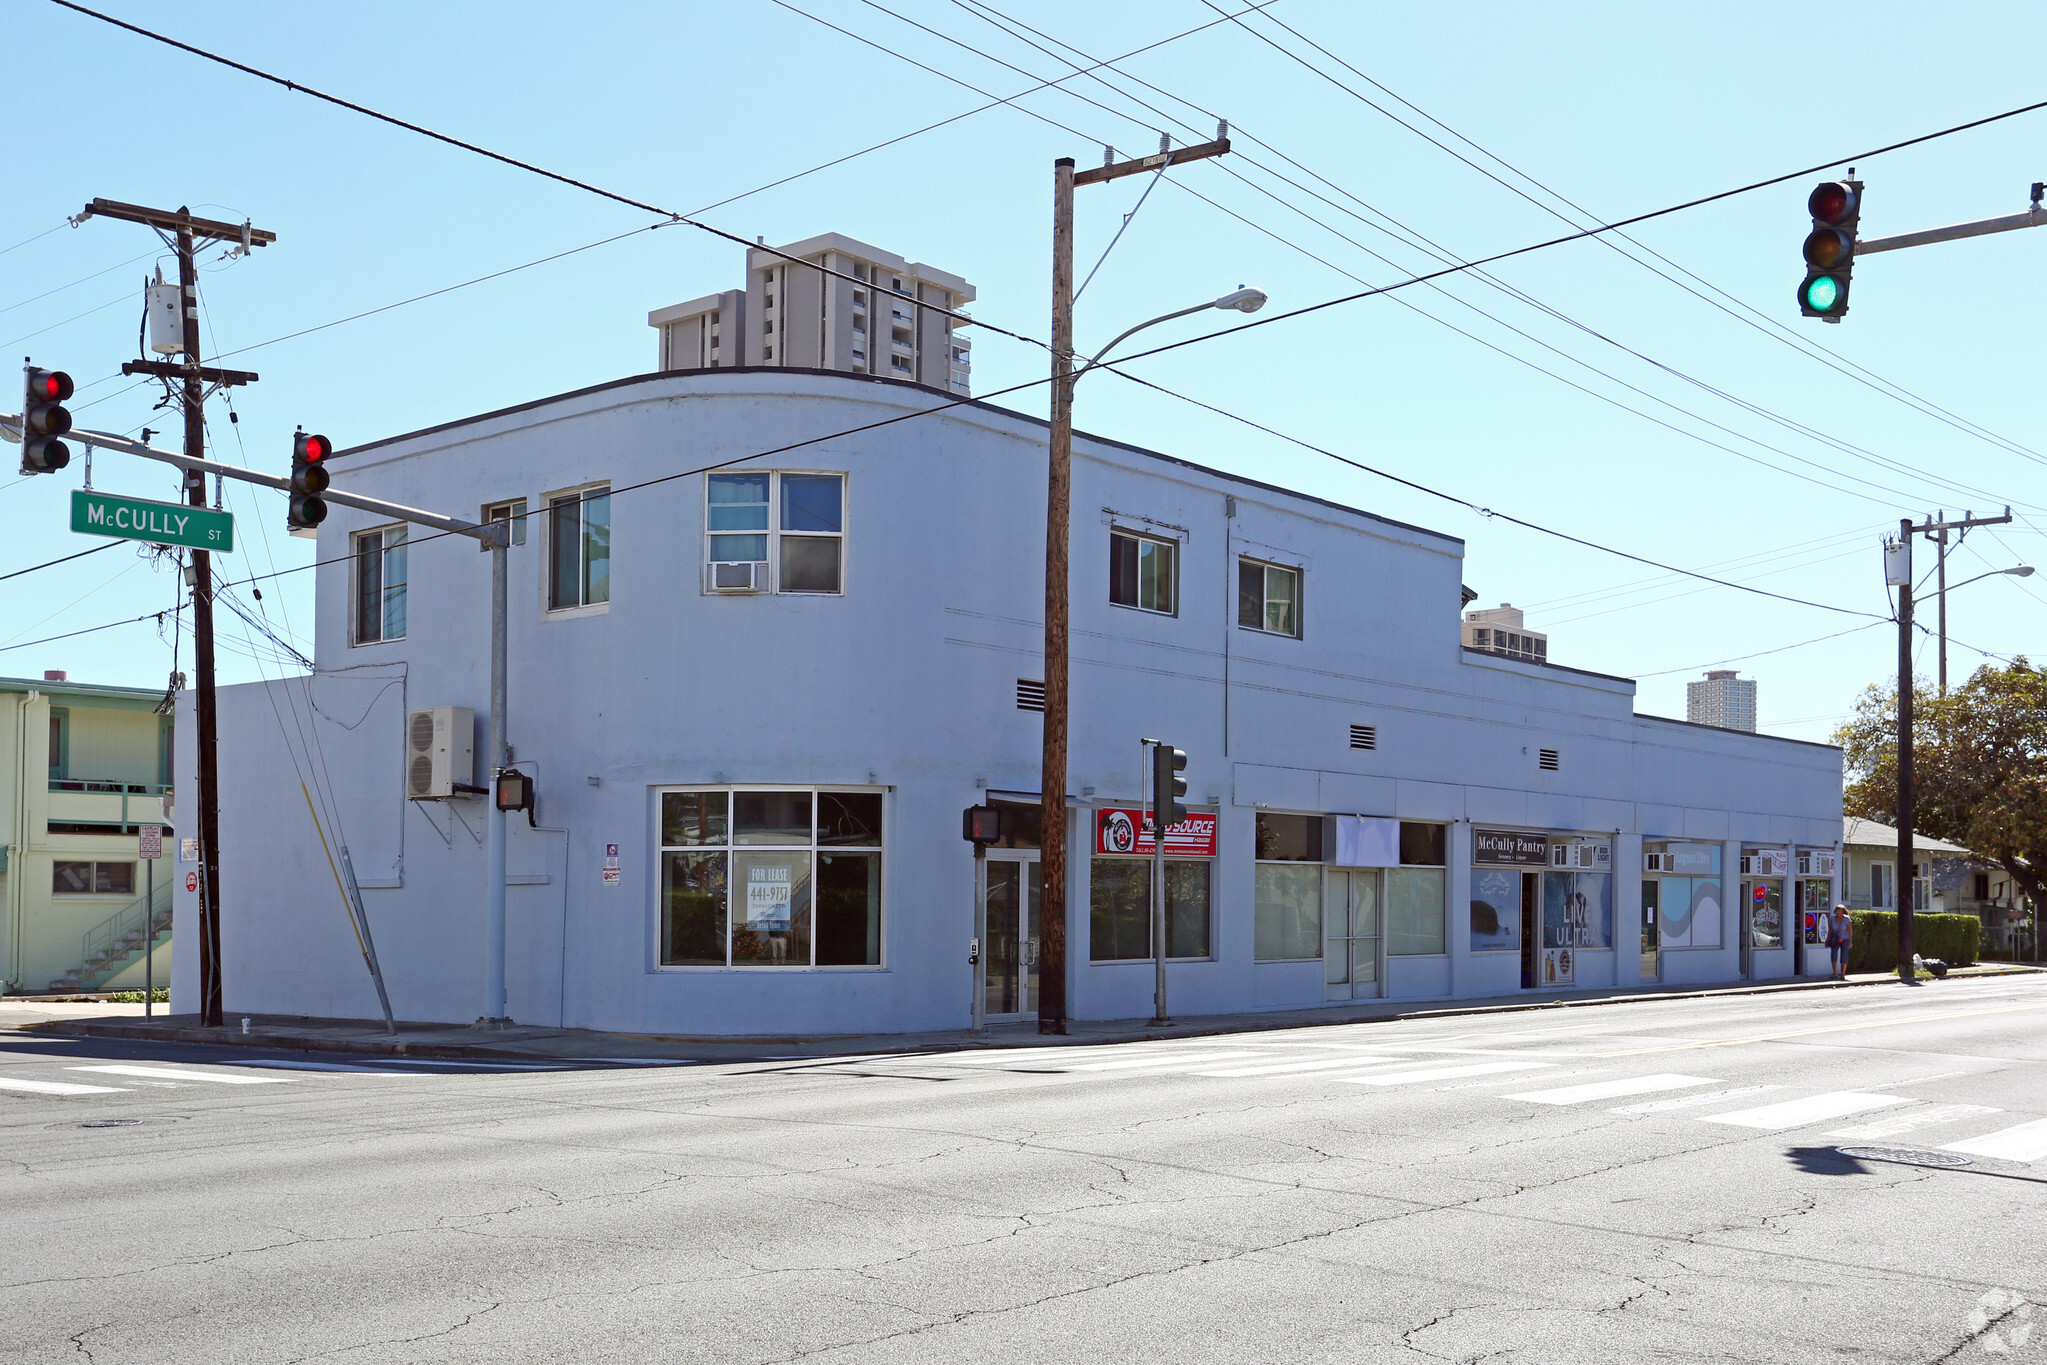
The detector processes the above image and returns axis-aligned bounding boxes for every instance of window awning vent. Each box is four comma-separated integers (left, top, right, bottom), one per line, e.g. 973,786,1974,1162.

1017,679,1046,712
1349,724,1376,751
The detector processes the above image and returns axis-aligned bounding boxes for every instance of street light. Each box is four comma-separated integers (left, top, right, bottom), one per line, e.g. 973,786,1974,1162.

1938,564,2033,694
1077,287,1268,383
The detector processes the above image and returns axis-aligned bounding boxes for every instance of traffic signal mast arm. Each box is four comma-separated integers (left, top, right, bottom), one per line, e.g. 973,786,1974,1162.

11,421,506,548
1856,191,2047,255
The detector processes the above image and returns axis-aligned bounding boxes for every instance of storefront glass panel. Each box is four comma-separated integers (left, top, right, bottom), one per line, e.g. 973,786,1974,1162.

1385,868,1446,955
1255,863,1322,960
1089,859,1212,961
1470,868,1522,953
732,851,813,965
661,851,727,965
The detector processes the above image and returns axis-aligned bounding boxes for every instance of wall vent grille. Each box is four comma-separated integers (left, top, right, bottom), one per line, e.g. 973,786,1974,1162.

1349,724,1376,751
1538,748,1560,772
1017,679,1046,712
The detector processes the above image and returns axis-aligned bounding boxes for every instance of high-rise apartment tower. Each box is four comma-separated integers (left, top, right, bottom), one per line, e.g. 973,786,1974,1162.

647,232,974,396
1687,669,1758,732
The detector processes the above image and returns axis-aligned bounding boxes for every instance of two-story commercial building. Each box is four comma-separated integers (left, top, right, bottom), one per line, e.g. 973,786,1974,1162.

3,672,173,994
172,365,1844,1035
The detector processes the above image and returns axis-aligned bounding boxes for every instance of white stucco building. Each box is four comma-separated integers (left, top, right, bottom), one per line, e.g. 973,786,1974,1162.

173,365,1844,1036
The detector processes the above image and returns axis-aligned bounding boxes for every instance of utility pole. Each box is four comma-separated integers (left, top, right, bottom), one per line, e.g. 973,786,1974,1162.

1894,520,1917,986
1891,508,2011,983
75,200,273,1027
1038,129,1229,1036
1918,509,2013,695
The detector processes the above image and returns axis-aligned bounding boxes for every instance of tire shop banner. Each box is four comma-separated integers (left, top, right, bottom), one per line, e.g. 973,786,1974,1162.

1095,808,1218,857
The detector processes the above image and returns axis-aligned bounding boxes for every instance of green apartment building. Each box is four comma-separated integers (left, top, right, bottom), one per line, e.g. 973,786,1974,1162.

1,671,173,994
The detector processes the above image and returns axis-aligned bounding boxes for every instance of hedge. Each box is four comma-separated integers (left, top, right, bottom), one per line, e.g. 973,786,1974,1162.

1846,911,1981,972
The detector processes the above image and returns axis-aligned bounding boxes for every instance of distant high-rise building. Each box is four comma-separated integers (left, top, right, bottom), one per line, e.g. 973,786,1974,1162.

647,232,975,395
1688,669,1757,732
1462,603,1548,663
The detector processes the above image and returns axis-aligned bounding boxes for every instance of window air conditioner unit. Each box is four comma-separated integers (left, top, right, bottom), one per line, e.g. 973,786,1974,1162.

406,706,473,801
1644,852,1675,873
1738,855,1761,876
1550,843,1571,868
1798,851,1838,877
707,561,770,593
1575,843,1610,870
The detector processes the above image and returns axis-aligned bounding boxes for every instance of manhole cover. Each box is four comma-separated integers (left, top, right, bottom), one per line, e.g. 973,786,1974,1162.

80,1119,139,1129
1836,1145,1972,1168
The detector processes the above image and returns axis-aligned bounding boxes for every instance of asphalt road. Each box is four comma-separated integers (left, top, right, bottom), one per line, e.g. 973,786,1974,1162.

4,977,2044,1364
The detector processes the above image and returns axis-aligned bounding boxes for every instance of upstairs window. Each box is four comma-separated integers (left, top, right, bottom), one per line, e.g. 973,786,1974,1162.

547,486,610,612
1109,530,1176,615
1238,557,1300,637
706,472,845,594
482,498,527,546
354,526,407,644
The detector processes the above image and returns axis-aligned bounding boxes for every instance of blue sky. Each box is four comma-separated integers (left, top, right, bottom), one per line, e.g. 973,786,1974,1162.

5,0,2044,743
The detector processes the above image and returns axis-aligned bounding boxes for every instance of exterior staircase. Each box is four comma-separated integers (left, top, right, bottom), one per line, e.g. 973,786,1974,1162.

47,882,171,993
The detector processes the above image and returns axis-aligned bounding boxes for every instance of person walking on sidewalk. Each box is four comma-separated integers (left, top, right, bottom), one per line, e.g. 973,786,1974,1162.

1826,904,1854,980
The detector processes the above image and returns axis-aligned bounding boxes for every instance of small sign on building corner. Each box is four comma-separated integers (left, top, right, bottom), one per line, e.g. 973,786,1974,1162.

601,843,620,887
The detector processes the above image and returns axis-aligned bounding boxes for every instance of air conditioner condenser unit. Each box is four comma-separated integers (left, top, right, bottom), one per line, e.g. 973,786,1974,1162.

707,561,770,593
406,706,474,800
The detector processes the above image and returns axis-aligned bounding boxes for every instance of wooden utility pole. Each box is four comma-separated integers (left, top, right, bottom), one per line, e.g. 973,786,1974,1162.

76,200,273,1027
1036,132,1229,1035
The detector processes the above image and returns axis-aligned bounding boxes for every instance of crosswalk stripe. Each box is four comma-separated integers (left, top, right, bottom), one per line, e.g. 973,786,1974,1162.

1506,1074,1719,1105
1195,1056,1410,1077
1339,1061,1555,1086
228,1060,420,1075
1702,1092,1907,1130
1070,1051,1263,1072
935,1047,1136,1066
70,1065,290,1085
1827,1104,2002,1140
1944,1116,2047,1163
0,1076,128,1095
1609,1084,1779,1115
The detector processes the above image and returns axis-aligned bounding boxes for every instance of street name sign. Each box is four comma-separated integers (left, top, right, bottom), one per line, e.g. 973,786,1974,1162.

71,489,234,553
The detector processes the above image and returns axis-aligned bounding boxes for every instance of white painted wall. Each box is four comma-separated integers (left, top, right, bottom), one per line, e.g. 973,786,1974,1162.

173,370,1842,1034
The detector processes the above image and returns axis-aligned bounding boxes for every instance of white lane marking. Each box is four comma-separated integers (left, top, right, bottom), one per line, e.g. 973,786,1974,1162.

1195,1056,1411,1077
1609,1085,1780,1114
366,1059,568,1071
1944,1117,2047,1163
70,1065,290,1085
1506,1074,1719,1105
1070,1051,1264,1072
1828,1104,2002,1140
0,1076,128,1095
935,1047,1139,1066
1340,1061,1556,1086
228,1060,420,1075
1702,1092,1908,1130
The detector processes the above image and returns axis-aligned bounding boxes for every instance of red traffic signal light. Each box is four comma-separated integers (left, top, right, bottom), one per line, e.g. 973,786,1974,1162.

20,366,73,474
288,428,332,533
28,369,73,404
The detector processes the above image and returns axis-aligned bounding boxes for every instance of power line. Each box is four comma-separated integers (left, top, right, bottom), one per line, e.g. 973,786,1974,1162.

822,0,2035,516
1224,3,2047,470
47,0,1044,351
0,250,153,318
0,607,167,656
1631,621,1891,678
0,540,119,584
0,224,66,257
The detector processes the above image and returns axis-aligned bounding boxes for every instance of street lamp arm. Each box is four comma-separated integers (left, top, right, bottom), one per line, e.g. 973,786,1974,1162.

1946,566,2036,594
1075,302,1218,383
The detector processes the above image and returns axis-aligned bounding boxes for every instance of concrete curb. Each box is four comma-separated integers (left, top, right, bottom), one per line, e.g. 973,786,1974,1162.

9,965,2038,1063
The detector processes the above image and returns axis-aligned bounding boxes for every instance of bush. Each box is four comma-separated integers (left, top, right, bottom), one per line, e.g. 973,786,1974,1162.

1847,911,1980,972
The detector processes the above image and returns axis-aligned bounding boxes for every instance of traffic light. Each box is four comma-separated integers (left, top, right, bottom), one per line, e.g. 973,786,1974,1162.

288,429,331,534
1152,744,1188,829
1799,179,1861,321
20,367,72,474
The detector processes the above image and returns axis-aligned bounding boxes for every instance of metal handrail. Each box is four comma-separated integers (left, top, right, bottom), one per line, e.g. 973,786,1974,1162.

49,778,170,795
76,879,173,986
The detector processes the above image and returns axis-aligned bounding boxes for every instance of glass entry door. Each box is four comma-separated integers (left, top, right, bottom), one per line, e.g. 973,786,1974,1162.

1640,879,1661,982
1324,869,1381,1000
983,856,1042,1019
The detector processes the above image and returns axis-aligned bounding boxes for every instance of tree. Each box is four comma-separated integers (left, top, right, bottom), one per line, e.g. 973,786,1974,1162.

1836,659,2047,916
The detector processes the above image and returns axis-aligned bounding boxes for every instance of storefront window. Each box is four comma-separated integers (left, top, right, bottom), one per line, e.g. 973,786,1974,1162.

1255,864,1322,960
1469,868,1522,953
1543,871,1612,950
1645,842,1722,949
657,788,883,968
1385,868,1446,955
1090,860,1211,961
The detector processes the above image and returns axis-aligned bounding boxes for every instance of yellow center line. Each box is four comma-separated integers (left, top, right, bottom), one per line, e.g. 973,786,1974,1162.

1589,1000,2047,1058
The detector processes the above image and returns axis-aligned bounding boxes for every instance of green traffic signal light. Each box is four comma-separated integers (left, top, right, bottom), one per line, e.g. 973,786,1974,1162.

1800,274,1843,313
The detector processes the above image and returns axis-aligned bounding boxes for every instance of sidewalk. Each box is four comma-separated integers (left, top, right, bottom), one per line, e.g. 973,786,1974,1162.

6,965,2037,1065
